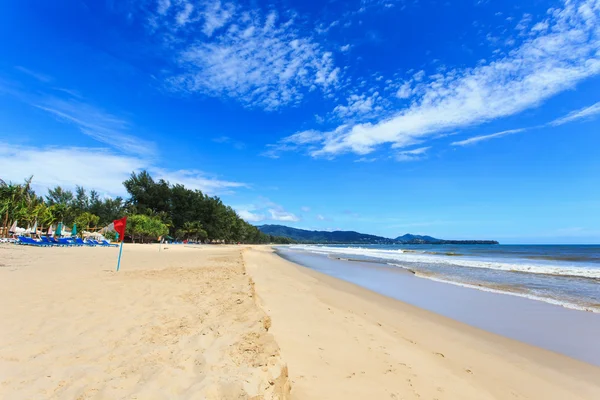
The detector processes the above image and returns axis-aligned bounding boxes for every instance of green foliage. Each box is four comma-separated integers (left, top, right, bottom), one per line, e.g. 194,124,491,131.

1,171,293,244
123,171,293,244
74,212,100,233
126,214,169,243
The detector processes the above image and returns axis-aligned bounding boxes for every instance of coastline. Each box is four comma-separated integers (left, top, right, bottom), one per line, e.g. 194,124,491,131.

244,245,600,399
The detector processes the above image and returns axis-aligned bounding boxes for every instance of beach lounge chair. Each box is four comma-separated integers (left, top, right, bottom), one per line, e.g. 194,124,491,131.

74,237,94,246
57,237,75,246
40,236,56,246
48,237,62,246
101,240,118,247
18,236,50,247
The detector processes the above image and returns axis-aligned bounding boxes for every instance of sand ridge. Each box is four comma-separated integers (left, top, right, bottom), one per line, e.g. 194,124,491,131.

0,244,290,399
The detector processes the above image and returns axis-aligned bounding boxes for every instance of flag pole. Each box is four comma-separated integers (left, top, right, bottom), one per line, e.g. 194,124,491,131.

112,216,128,272
116,241,124,272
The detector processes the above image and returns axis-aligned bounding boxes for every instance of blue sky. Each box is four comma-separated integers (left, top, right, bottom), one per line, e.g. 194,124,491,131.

1,0,599,244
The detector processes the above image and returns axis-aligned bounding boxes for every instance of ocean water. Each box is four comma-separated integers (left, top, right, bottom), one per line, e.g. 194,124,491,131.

285,244,600,313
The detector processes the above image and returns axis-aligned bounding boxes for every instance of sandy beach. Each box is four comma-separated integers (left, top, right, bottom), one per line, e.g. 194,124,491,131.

0,244,289,399
2,244,600,399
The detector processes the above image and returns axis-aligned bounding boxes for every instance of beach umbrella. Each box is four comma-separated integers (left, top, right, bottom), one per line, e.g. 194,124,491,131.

56,222,62,237
9,220,17,233
32,220,37,235
47,224,54,236
72,223,77,237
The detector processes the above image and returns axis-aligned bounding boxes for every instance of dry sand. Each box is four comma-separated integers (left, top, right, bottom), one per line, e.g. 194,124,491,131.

0,244,289,399
2,243,599,399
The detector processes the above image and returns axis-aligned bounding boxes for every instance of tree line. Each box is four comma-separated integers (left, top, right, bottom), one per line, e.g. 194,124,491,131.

0,172,294,244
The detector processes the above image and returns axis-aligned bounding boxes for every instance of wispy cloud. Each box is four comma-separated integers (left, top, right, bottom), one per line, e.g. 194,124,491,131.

212,135,245,149
269,0,600,158
150,168,246,195
4,70,156,157
395,146,431,161
451,128,526,146
550,101,600,126
142,1,341,110
237,209,266,222
14,66,53,83
0,144,246,197
234,198,300,223
33,98,156,157
268,208,300,222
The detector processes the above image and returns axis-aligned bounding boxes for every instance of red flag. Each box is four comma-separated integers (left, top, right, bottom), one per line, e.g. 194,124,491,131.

113,217,127,242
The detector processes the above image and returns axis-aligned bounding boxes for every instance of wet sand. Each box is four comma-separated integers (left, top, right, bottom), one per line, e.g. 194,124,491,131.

278,248,600,366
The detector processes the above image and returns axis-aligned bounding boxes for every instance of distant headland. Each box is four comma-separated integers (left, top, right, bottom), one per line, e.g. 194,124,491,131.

257,225,499,245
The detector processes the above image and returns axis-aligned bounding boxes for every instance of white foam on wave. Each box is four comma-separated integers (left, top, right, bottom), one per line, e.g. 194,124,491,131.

406,272,600,313
289,245,600,279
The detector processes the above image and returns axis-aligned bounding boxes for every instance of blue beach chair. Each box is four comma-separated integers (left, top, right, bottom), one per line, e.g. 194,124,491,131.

18,236,50,247
57,237,75,246
74,237,94,246
40,236,56,246
101,240,118,247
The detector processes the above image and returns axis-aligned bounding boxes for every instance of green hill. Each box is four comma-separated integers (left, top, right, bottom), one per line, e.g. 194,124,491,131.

257,225,499,245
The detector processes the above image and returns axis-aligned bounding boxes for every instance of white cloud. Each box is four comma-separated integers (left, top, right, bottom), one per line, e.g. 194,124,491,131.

333,92,383,119
262,129,326,158
395,81,411,99
156,0,171,15
0,144,246,197
237,209,266,222
550,101,600,126
201,1,235,36
340,44,351,52
150,168,246,195
301,206,311,212
515,13,533,32
152,4,340,110
270,0,600,158
176,2,194,26
268,208,300,222
531,21,549,32
234,198,299,223
451,128,526,146
354,157,377,162
316,214,325,221
395,146,430,161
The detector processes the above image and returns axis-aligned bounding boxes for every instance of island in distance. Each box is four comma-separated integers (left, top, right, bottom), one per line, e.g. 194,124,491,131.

257,225,499,245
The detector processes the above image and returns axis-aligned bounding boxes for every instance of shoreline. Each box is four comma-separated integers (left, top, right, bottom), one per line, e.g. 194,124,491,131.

283,243,600,314
244,245,600,399
275,246,600,366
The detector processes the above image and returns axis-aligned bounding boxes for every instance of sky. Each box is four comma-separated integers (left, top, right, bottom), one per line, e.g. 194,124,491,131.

1,0,599,244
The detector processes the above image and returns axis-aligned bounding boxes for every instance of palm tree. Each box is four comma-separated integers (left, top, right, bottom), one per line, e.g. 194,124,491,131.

0,177,33,237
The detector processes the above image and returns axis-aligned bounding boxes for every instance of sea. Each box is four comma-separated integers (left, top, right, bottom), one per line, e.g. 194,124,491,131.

282,244,600,313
